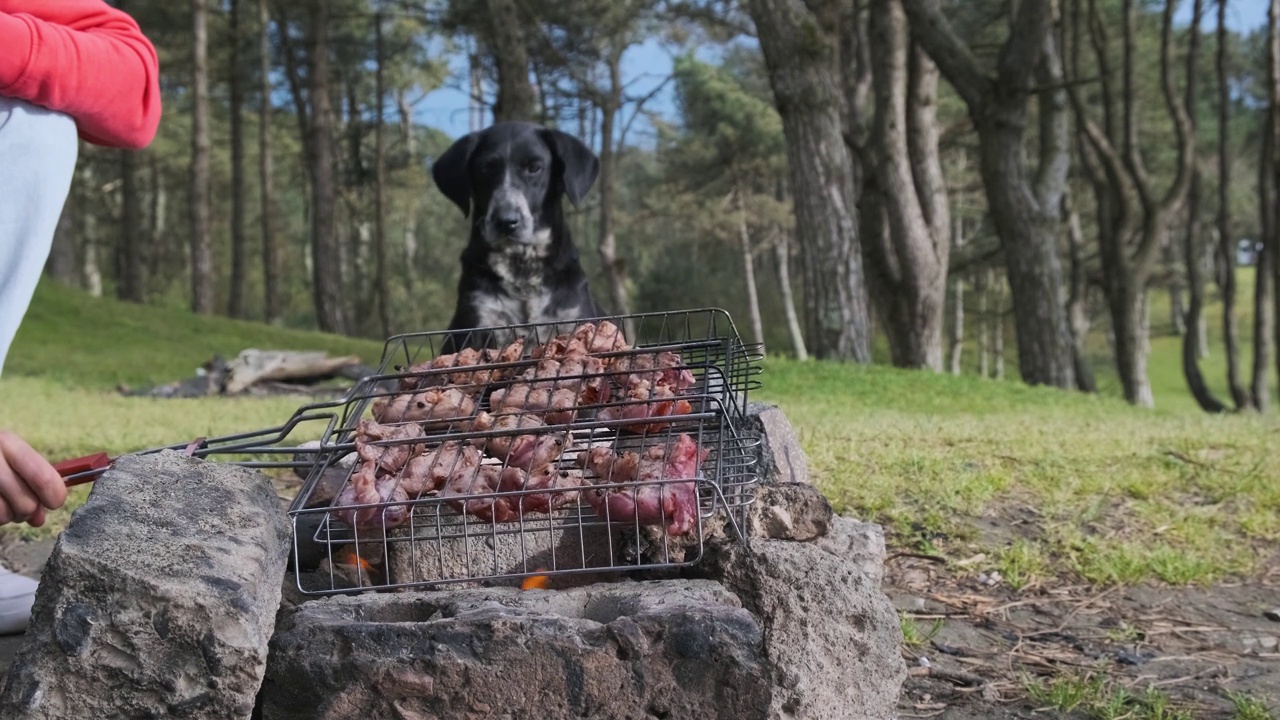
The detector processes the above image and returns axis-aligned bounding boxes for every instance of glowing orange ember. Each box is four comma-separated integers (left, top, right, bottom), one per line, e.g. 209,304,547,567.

336,547,373,572
520,571,550,591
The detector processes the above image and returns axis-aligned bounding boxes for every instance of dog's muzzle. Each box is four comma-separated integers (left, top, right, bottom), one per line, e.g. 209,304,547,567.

483,186,539,246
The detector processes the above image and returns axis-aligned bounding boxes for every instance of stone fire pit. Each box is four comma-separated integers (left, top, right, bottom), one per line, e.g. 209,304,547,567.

0,404,905,720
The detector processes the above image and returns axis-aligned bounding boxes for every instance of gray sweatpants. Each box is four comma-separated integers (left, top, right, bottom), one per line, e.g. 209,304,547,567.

0,97,79,377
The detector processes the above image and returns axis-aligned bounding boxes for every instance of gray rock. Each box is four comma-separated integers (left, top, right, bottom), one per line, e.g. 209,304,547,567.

0,451,290,720
694,538,906,720
259,580,771,720
745,402,810,486
748,482,833,541
815,516,888,587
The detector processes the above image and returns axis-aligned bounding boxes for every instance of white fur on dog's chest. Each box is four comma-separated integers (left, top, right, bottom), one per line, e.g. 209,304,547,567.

470,239,583,338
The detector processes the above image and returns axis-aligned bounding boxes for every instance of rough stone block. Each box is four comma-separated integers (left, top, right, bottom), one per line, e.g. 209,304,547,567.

748,482,833,541
259,580,771,720
816,516,888,588
0,451,291,720
694,538,906,720
745,401,810,486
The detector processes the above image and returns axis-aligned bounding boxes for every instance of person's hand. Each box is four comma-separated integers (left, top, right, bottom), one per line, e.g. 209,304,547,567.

0,431,67,527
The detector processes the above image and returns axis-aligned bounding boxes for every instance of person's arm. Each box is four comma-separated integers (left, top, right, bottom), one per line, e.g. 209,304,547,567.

0,0,161,149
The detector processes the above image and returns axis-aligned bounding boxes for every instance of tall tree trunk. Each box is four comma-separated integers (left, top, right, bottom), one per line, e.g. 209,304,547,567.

1217,0,1249,409
775,234,808,361
1064,192,1097,392
260,0,281,322
903,0,1075,388
948,219,964,375
374,13,390,338
1164,229,1186,336
228,0,248,318
747,0,872,362
1183,170,1228,412
1252,238,1273,412
45,190,78,286
190,0,214,315
992,268,1005,380
482,0,535,122
1270,0,1280,401
977,268,990,377
118,148,146,302
306,0,346,333
1068,0,1198,406
597,49,634,337
398,90,419,294
148,153,167,285
735,181,765,351
1251,0,1275,412
78,166,103,297
863,0,950,371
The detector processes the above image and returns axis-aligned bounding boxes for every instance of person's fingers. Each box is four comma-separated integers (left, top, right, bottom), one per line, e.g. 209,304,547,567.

0,496,13,526
0,431,67,511
0,452,40,523
28,506,46,528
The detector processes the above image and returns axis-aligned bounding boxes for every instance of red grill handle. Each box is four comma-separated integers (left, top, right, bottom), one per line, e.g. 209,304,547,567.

53,452,112,487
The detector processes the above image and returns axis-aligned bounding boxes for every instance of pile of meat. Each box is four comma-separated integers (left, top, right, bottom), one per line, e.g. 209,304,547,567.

333,321,707,535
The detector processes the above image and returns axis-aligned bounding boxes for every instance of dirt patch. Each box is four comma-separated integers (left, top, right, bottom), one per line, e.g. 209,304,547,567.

888,555,1280,719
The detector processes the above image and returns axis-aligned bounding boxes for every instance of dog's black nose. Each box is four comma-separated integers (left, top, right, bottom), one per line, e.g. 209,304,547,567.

496,213,521,232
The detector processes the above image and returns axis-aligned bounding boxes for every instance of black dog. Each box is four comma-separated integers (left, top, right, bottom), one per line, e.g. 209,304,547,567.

432,121,607,352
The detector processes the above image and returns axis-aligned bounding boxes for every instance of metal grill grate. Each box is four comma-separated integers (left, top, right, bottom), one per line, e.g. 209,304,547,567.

287,309,762,596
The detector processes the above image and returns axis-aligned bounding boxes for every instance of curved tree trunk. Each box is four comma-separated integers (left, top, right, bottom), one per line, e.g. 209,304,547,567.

1183,171,1228,412
1064,193,1097,392
1212,0,1250,410
596,49,633,338
747,0,872,362
903,0,1075,388
734,182,765,351
864,0,950,371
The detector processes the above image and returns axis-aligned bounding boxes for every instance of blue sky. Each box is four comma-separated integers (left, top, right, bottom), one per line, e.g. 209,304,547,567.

415,0,1270,141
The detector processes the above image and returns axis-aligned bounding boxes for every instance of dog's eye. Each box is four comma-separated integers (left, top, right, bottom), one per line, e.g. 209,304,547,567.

525,161,544,175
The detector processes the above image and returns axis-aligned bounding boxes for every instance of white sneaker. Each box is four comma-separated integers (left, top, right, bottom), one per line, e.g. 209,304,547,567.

0,563,38,635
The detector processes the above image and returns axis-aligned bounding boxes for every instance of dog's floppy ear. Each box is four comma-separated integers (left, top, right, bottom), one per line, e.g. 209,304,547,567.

542,129,600,207
431,132,480,216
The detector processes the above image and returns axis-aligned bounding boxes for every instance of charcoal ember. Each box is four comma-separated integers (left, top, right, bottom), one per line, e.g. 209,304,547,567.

258,580,770,720
0,451,289,720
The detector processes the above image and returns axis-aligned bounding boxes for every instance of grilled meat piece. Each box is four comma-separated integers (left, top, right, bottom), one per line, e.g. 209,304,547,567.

595,377,694,434
371,387,476,426
466,411,568,470
499,464,585,515
335,459,411,530
579,433,708,536
439,463,522,523
610,350,696,391
488,355,611,424
353,419,425,473
398,441,482,497
531,321,629,360
398,338,526,391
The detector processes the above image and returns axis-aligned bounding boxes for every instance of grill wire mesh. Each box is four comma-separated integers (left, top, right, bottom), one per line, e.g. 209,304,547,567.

60,309,761,598
287,309,762,596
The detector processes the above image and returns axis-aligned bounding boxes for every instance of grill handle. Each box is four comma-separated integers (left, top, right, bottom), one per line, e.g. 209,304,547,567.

53,452,112,487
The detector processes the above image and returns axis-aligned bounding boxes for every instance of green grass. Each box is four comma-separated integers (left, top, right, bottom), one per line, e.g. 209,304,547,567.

1228,693,1277,720
1024,673,1196,720
8,280,385,389
754,359,1280,587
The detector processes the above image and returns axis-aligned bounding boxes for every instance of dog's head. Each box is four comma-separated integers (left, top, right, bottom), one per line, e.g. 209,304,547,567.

431,122,600,250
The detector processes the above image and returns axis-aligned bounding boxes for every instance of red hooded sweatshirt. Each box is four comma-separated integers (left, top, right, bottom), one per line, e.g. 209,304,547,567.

0,1,161,149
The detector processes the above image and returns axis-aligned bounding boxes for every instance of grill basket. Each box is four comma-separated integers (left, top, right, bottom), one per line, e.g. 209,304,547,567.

66,309,763,597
